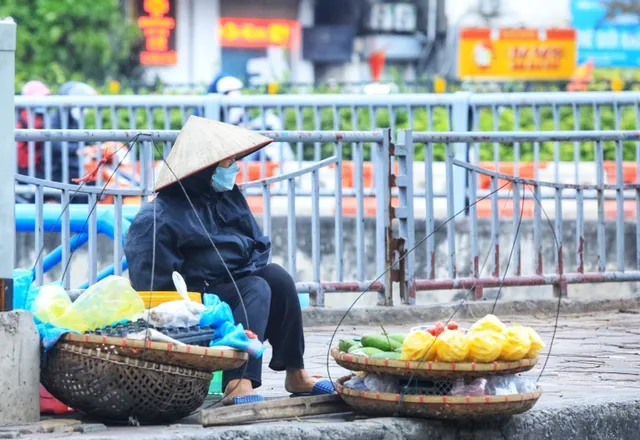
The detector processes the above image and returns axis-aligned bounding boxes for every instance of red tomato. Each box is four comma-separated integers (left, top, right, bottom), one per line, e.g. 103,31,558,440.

427,327,437,336
447,321,459,330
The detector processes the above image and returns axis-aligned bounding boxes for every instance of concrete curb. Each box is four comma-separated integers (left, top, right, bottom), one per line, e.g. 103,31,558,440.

72,397,640,440
301,296,640,326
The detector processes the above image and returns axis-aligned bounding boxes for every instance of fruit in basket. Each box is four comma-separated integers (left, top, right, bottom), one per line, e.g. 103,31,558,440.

469,314,507,334
371,351,402,360
347,342,363,353
400,330,437,361
350,347,384,357
524,327,545,358
447,321,460,330
426,321,446,337
499,325,532,361
339,339,357,352
362,335,403,352
435,329,470,362
466,330,506,362
388,333,408,344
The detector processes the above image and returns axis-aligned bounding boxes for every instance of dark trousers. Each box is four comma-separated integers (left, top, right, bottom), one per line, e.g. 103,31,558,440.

211,263,305,389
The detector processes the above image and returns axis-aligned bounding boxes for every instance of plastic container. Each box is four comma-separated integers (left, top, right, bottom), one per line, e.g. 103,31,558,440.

138,291,203,308
40,384,73,414
209,371,223,395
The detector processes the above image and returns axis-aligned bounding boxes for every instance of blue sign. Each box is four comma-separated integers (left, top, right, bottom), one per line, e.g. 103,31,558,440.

571,0,640,67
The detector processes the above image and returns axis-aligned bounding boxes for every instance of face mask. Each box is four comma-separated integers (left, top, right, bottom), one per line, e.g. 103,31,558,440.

212,162,240,192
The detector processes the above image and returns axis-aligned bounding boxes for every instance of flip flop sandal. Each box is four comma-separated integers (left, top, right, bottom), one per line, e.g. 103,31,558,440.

228,395,265,405
289,379,335,398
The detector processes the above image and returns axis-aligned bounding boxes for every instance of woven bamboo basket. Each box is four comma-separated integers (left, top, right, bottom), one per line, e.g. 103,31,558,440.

331,347,537,379
41,343,210,424
336,376,541,420
62,333,248,373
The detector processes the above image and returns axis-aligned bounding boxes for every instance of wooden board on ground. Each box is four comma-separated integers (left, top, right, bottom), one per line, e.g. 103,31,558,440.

199,394,351,426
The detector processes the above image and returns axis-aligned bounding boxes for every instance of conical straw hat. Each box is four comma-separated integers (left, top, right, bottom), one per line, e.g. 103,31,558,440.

153,116,273,192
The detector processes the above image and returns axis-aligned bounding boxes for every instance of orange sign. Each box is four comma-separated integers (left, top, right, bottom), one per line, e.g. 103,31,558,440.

219,18,300,49
137,0,177,66
457,28,577,80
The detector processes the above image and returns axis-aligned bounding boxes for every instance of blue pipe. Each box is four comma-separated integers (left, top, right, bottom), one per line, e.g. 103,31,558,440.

78,257,128,289
15,204,140,232
42,232,89,273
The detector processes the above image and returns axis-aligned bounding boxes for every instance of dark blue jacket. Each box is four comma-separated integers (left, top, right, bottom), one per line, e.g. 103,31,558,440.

124,168,271,293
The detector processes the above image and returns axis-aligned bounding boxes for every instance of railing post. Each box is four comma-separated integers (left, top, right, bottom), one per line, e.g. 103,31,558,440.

0,18,16,311
203,93,223,121
393,129,416,305
450,91,472,216
375,128,392,306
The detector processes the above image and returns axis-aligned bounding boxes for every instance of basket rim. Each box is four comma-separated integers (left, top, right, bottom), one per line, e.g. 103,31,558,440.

336,375,542,405
64,333,248,361
55,343,212,379
331,347,538,373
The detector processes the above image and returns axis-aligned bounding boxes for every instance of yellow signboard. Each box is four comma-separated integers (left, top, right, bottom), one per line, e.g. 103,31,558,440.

458,28,577,80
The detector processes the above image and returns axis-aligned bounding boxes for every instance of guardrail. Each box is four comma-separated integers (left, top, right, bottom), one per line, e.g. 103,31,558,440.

15,129,391,307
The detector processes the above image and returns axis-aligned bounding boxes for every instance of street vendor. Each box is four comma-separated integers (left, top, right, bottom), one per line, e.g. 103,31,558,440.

124,116,334,405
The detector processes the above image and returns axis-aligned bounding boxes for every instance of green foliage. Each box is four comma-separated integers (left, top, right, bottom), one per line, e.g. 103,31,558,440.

77,101,637,162
3,0,143,90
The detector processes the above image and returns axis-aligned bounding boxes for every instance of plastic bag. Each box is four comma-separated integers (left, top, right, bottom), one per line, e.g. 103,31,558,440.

144,300,206,328
344,376,368,391
486,376,519,396
400,330,437,361
514,376,537,394
450,378,487,396
524,327,545,359
469,314,506,334
13,269,35,311
31,285,72,325
364,375,402,394
499,325,532,361
435,330,469,362
466,330,506,363
56,276,145,332
200,293,234,328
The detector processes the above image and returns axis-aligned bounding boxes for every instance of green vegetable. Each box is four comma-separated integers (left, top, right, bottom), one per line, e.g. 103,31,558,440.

371,351,403,360
395,347,402,353
347,342,363,353
361,335,403,352
339,339,357,352
350,347,384,357
389,333,408,344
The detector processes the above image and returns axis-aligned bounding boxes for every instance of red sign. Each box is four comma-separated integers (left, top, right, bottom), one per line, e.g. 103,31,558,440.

137,0,177,66
219,17,300,49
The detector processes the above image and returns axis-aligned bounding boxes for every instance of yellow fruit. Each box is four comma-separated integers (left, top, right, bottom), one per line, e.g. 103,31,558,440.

466,330,506,362
524,327,545,359
499,326,532,361
469,314,507,334
400,330,437,362
435,330,469,362
469,315,507,333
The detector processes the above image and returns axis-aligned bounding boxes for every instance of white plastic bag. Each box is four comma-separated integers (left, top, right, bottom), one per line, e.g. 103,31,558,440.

344,376,368,391
143,300,206,328
364,375,402,394
450,378,487,396
486,376,519,396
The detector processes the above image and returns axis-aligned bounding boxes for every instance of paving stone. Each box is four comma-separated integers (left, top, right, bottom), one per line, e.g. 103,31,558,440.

74,423,108,433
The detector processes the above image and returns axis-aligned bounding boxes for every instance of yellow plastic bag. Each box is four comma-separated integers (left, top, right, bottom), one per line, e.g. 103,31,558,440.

31,285,72,325
436,330,469,362
499,325,532,361
400,330,437,362
56,276,145,332
469,314,506,334
466,330,506,362
524,327,545,359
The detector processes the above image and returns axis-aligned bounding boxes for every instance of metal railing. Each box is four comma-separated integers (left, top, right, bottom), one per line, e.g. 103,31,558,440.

390,130,640,304
15,129,391,307
14,91,640,205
